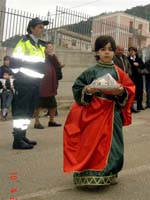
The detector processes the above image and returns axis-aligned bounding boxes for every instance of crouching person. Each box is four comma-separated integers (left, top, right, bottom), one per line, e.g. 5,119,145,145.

0,72,14,120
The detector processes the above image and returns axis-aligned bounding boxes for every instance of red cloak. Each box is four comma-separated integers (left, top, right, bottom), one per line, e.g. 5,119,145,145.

64,66,135,172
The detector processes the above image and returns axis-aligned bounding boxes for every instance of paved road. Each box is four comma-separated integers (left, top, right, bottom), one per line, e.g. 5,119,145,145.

0,108,150,200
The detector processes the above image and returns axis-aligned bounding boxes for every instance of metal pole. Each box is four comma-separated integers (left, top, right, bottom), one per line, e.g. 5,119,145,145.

54,6,58,49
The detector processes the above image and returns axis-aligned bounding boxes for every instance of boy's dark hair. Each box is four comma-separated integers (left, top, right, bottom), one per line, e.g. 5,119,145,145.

47,41,53,45
94,35,116,61
3,55,10,61
94,35,116,52
128,46,137,52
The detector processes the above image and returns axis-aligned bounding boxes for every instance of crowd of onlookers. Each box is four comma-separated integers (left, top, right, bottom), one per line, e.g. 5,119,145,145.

113,45,150,113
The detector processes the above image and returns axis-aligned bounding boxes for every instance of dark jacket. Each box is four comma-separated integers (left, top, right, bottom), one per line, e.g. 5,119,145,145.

48,54,63,80
128,55,144,84
0,65,13,78
113,54,132,75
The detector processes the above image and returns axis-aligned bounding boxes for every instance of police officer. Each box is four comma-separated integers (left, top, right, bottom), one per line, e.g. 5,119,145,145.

10,17,49,149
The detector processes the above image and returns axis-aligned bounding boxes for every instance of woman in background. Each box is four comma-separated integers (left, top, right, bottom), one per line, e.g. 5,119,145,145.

34,42,63,128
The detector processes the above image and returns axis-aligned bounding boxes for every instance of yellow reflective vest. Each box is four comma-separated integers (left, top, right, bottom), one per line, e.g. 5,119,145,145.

11,35,46,77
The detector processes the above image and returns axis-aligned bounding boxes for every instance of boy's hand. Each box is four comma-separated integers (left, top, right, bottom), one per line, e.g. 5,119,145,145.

101,84,124,96
85,85,100,94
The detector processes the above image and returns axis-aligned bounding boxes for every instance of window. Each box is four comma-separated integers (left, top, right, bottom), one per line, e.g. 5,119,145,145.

71,39,77,46
129,21,134,33
138,24,143,30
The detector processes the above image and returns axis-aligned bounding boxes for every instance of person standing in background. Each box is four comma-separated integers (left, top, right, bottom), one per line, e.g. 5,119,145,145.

0,72,14,120
0,56,14,117
113,45,131,75
128,47,145,111
144,59,150,108
0,56,13,78
34,42,63,128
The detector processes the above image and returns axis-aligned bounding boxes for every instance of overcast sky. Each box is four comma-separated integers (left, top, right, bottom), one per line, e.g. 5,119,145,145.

6,0,150,16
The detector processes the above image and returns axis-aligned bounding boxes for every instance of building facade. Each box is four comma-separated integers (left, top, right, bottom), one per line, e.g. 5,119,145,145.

92,12,150,50
45,28,91,51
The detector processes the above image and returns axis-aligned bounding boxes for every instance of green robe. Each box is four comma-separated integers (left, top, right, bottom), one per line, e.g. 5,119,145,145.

72,62,127,186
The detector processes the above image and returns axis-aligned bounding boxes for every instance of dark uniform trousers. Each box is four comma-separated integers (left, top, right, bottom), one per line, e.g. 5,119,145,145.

12,73,41,119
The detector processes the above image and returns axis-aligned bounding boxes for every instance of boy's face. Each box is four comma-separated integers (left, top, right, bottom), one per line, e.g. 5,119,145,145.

3,73,10,79
4,59,10,66
96,43,114,63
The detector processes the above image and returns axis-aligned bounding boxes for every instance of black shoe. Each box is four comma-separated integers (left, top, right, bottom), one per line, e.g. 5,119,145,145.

145,105,150,108
23,137,37,145
48,122,62,127
34,123,44,129
131,108,140,113
13,140,34,149
137,106,145,110
22,130,37,145
12,129,34,150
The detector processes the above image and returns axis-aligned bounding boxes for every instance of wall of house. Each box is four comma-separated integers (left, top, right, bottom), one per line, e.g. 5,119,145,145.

120,14,150,48
55,48,96,103
92,13,150,50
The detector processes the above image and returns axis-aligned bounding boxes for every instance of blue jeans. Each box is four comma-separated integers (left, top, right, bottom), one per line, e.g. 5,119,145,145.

1,90,13,109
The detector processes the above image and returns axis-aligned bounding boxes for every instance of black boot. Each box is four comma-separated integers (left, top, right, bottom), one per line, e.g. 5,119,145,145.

22,130,37,145
12,129,34,150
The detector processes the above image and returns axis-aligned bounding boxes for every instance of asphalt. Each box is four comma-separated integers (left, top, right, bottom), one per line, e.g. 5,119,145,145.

0,107,150,200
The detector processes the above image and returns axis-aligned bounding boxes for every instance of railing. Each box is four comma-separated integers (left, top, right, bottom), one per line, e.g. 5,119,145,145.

0,8,53,45
0,6,149,51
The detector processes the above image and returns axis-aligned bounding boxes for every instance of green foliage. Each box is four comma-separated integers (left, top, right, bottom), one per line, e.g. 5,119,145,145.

65,18,93,36
125,4,150,20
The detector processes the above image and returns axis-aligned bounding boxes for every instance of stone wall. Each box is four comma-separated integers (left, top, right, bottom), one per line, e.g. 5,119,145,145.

55,48,96,104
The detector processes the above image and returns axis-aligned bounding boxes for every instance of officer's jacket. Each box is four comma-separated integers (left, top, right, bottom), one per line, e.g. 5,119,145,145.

10,35,46,78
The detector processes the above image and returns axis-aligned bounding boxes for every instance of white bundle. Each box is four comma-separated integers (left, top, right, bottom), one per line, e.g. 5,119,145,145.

90,73,120,90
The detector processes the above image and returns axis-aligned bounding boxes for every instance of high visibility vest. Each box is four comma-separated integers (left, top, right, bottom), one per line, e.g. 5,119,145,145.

11,35,46,78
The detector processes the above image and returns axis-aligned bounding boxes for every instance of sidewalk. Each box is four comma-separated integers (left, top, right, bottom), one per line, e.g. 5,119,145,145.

0,108,150,200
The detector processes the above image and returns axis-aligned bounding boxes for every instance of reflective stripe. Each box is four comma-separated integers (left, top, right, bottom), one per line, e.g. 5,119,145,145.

0,78,14,86
10,78,15,86
11,69,20,73
11,67,44,78
13,119,30,130
0,79,6,85
20,68,44,78
12,53,45,63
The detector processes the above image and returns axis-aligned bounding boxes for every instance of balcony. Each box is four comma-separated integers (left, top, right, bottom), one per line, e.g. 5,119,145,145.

129,27,149,38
